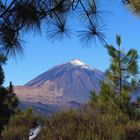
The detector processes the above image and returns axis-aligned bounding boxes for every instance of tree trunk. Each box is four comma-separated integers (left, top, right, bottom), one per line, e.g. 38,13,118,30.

118,45,122,95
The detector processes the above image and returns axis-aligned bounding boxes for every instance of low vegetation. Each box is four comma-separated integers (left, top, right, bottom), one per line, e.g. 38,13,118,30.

2,102,140,140
2,109,37,140
35,79,140,140
2,78,140,140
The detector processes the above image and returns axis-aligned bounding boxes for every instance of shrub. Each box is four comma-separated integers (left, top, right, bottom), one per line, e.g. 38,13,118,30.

125,121,140,140
2,126,29,140
0,87,19,132
36,105,129,140
1,109,37,140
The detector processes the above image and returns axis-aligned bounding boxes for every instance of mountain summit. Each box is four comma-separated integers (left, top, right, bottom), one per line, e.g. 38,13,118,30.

15,59,106,105
70,59,85,64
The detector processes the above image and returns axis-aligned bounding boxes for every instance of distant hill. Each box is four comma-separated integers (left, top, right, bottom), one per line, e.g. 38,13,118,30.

15,59,107,114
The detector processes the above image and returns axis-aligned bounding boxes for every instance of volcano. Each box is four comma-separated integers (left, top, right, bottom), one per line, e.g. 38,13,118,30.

15,59,106,113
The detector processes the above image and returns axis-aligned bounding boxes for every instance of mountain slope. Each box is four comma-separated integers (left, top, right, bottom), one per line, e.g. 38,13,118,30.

15,59,106,106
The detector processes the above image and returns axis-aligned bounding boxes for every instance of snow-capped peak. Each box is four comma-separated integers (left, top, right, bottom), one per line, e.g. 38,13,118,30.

70,59,86,66
70,59,95,71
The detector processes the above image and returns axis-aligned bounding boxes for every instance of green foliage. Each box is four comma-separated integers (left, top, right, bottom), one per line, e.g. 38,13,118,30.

125,121,140,140
90,80,138,119
2,101,140,140
1,102,140,140
0,0,107,58
90,91,98,103
0,54,7,85
0,54,19,133
124,0,140,16
2,126,29,140
1,109,37,140
7,109,37,128
0,66,4,86
0,0,139,59
90,82,116,108
105,35,139,95
116,35,121,46
35,104,140,140
0,87,19,132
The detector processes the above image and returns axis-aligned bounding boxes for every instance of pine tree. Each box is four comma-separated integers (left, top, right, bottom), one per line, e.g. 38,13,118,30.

0,66,4,86
89,36,139,118
0,54,6,85
0,0,107,58
0,54,19,133
0,1,139,59
124,0,140,16
105,35,139,95
9,81,14,94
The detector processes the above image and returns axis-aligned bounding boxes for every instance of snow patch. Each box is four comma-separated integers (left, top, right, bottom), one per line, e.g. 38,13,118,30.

70,59,94,70
69,59,104,77
70,59,86,66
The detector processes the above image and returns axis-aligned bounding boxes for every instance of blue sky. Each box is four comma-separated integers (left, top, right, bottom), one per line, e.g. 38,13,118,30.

3,1,140,86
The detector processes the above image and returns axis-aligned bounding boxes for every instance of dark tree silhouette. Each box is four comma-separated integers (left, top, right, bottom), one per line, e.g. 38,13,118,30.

0,0,137,56
9,81,14,94
0,54,6,85
0,0,139,59
0,53,19,132
0,0,109,58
